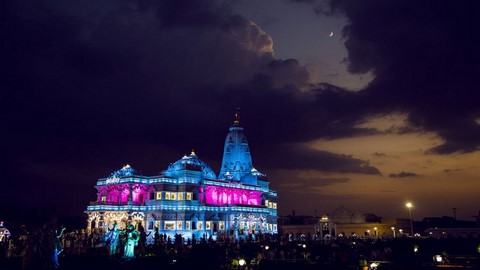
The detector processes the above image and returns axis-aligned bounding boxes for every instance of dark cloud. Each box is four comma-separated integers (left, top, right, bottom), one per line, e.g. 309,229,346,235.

326,0,480,153
4,0,478,221
260,144,380,174
388,172,419,178
276,177,350,192
0,0,377,219
444,168,461,173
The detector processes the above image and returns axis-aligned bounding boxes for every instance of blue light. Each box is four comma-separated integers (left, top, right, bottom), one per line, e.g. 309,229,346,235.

86,111,278,238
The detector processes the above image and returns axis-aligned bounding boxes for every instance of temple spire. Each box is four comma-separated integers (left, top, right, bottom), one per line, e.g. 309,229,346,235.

220,109,262,184
233,108,240,126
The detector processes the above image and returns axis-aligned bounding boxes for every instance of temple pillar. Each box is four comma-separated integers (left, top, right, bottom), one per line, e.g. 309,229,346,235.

128,184,133,205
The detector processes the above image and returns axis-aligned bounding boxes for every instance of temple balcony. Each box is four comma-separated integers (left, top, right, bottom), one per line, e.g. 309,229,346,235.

89,201,146,206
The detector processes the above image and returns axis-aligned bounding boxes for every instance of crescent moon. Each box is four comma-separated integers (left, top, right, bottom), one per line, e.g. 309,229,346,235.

329,32,334,37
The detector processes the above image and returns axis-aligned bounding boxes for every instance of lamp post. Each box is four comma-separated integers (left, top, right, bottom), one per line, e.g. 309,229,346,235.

406,202,413,236
391,227,395,238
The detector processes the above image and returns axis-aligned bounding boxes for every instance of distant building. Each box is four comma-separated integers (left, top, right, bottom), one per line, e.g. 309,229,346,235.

319,205,399,238
279,206,391,239
85,111,278,240
0,221,11,243
420,216,480,238
279,206,408,239
278,211,318,237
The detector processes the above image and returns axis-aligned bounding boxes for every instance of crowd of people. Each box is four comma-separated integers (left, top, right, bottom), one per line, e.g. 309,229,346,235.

1,222,479,269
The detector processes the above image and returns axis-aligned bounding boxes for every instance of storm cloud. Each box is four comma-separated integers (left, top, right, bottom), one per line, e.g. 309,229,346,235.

2,0,479,220
325,0,480,153
1,0,377,218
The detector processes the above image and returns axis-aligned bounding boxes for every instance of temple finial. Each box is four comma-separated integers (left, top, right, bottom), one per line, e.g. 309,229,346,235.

191,149,196,156
233,108,240,126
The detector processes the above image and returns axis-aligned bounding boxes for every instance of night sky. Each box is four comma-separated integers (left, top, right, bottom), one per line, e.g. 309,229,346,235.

2,0,480,223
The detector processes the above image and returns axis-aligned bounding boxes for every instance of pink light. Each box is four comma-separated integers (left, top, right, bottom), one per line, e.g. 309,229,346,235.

132,184,147,204
205,186,262,206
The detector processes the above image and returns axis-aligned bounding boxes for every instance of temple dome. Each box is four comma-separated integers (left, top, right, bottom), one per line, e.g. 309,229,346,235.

107,164,138,179
164,151,217,179
329,205,354,224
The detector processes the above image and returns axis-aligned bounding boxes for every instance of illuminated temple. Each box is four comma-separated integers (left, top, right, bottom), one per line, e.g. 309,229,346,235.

85,112,278,240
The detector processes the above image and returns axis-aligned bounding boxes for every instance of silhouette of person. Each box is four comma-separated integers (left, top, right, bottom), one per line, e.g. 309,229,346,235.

52,225,66,269
122,224,138,259
105,222,120,256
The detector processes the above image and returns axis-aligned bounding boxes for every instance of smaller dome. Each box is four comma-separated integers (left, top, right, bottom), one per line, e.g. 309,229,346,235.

164,151,217,179
105,164,138,183
110,164,137,177
329,205,354,224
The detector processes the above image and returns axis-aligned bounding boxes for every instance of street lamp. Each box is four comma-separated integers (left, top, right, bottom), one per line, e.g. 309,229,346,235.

374,227,378,238
391,227,395,238
406,202,413,236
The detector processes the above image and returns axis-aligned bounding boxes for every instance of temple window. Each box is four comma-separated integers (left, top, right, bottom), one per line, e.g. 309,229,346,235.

206,221,211,230
178,192,184,200
186,221,191,230
268,202,273,208
177,221,182,230
273,203,277,209
156,192,162,200
186,192,192,200
197,221,203,230
101,196,106,202
164,221,175,230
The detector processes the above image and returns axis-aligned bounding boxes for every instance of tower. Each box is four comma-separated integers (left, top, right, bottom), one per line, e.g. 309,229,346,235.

218,109,263,185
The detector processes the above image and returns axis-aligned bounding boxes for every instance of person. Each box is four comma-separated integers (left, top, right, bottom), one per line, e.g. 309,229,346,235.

153,226,160,246
52,225,66,269
122,224,139,259
137,223,150,256
105,222,120,256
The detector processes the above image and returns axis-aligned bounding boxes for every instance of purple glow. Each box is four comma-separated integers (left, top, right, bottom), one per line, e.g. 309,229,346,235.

205,186,262,206
132,185,147,204
97,184,147,204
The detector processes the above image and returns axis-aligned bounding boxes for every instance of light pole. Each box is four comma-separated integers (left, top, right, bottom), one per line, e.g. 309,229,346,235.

391,227,395,238
406,202,413,236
